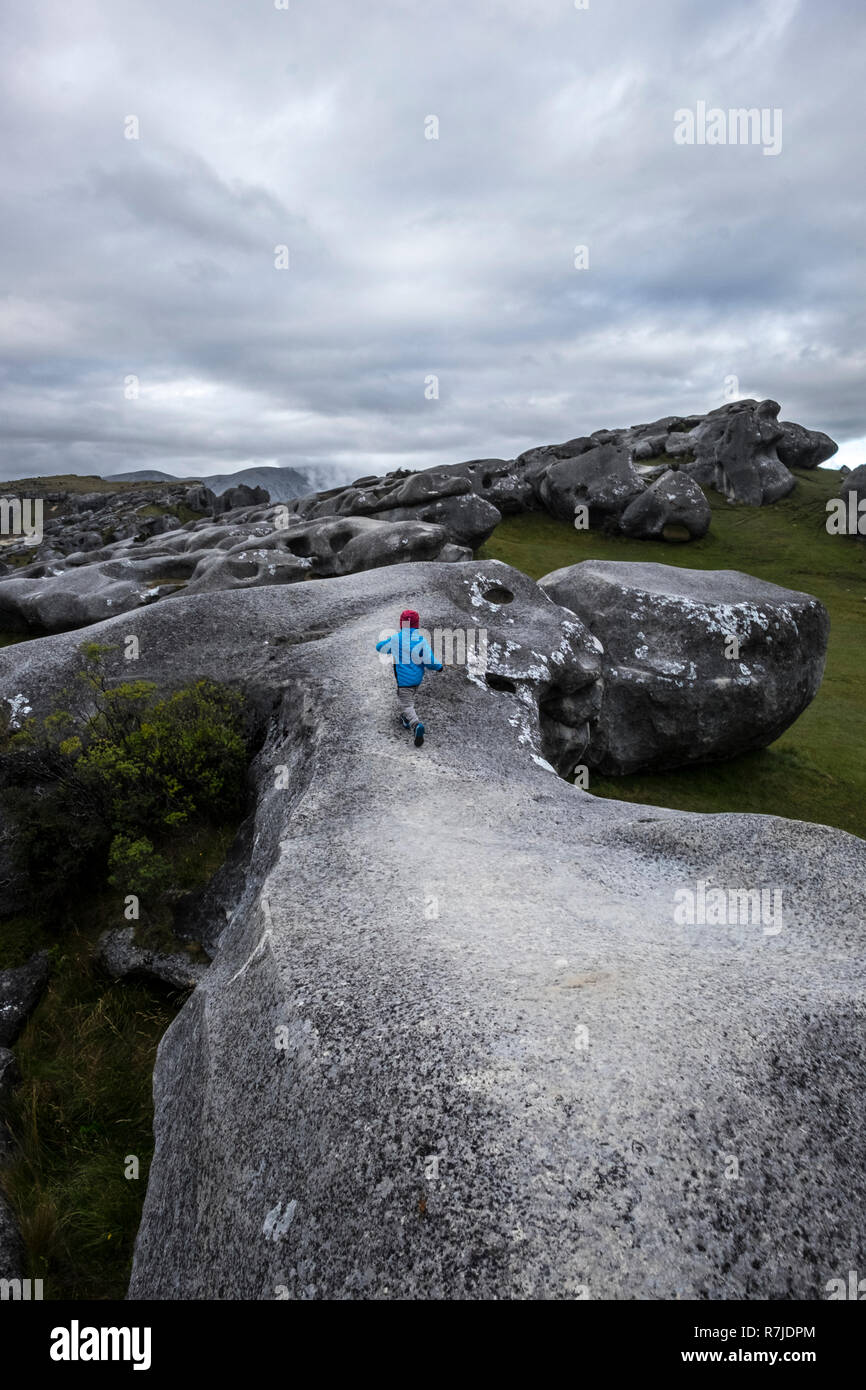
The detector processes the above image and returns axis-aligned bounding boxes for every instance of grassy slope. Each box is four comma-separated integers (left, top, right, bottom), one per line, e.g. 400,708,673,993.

478,467,866,842
1,830,234,1299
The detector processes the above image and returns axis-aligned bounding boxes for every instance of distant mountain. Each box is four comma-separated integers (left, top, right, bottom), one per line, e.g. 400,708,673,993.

110,465,312,501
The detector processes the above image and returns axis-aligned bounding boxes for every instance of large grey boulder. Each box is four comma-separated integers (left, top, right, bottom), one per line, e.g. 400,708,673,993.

618,470,711,541
538,442,646,524
0,563,169,633
2,569,863,1301
213,484,270,514
377,493,501,549
436,459,536,515
776,420,838,470
540,560,829,775
0,952,50,1047
684,399,795,505
290,469,501,549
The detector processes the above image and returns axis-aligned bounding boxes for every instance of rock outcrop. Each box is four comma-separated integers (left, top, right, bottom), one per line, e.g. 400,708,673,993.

1,560,863,1300
0,506,468,635
680,399,794,505
0,480,217,572
539,560,829,775
95,928,209,992
0,952,50,1047
0,403,839,638
618,470,711,542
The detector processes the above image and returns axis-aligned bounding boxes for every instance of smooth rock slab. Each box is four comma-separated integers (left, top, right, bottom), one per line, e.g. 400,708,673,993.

540,560,829,775
1,561,863,1301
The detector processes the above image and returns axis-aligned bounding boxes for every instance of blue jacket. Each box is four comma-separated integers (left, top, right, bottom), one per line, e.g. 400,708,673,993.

376,628,443,687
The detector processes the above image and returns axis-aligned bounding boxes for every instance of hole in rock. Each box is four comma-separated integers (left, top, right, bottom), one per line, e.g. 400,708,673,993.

482,473,493,488
328,531,352,553
481,584,514,605
661,523,692,543
485,673,517,693
285,536,313,557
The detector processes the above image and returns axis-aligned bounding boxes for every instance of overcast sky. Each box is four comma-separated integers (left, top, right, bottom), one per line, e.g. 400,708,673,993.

1,0,863,485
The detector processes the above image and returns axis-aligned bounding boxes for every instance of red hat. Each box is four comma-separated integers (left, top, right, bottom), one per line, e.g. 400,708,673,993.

400,608,419,627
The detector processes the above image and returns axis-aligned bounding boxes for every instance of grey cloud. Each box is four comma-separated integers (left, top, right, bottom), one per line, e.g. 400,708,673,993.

0,0,863,484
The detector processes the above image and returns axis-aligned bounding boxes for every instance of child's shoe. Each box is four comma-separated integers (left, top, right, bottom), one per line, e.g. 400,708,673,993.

414,722,425,747
400,715,411,730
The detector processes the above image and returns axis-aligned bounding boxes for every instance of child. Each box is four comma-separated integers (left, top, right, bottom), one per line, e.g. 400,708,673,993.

375,608,443,746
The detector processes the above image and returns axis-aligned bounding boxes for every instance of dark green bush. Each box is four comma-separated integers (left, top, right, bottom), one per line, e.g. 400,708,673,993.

1,644,249,917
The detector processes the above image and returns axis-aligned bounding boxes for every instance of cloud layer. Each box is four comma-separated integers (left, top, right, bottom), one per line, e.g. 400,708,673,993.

1,0,863,484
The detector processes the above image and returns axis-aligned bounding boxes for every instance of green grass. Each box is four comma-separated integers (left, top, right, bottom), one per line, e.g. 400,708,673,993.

134,502,202,526
1,924,180,1299
0,826,238,1298
478,467,866,841
0,475,159,497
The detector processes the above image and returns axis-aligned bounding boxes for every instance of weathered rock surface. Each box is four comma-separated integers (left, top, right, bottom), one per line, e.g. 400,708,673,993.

0,404,838,641
0,952,50,1047
95,928,209,992
618,470,711,541
538,442,646,524
0,1048,20,1107
0,480,218,573
291,468,502,549
840,463,866,516
540,560,829,775
776,420,839,471
0,1191,23,1280
0,505,468,634
683,399,796,506
2,560,863,1300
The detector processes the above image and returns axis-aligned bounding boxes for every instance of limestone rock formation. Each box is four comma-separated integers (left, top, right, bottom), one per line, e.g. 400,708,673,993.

618,469,711,541
0,480,218,572
540,560,829,775
0,404,839,642
776,420,839,470
95,928,209,992
683,399,796,505
0,952,50,1047
0,506,468,635
538,441,646,524
1,559,862,1300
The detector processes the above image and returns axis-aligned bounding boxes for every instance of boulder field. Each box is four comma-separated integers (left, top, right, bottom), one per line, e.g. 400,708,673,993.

1,559,863,1299
0,400,837,638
